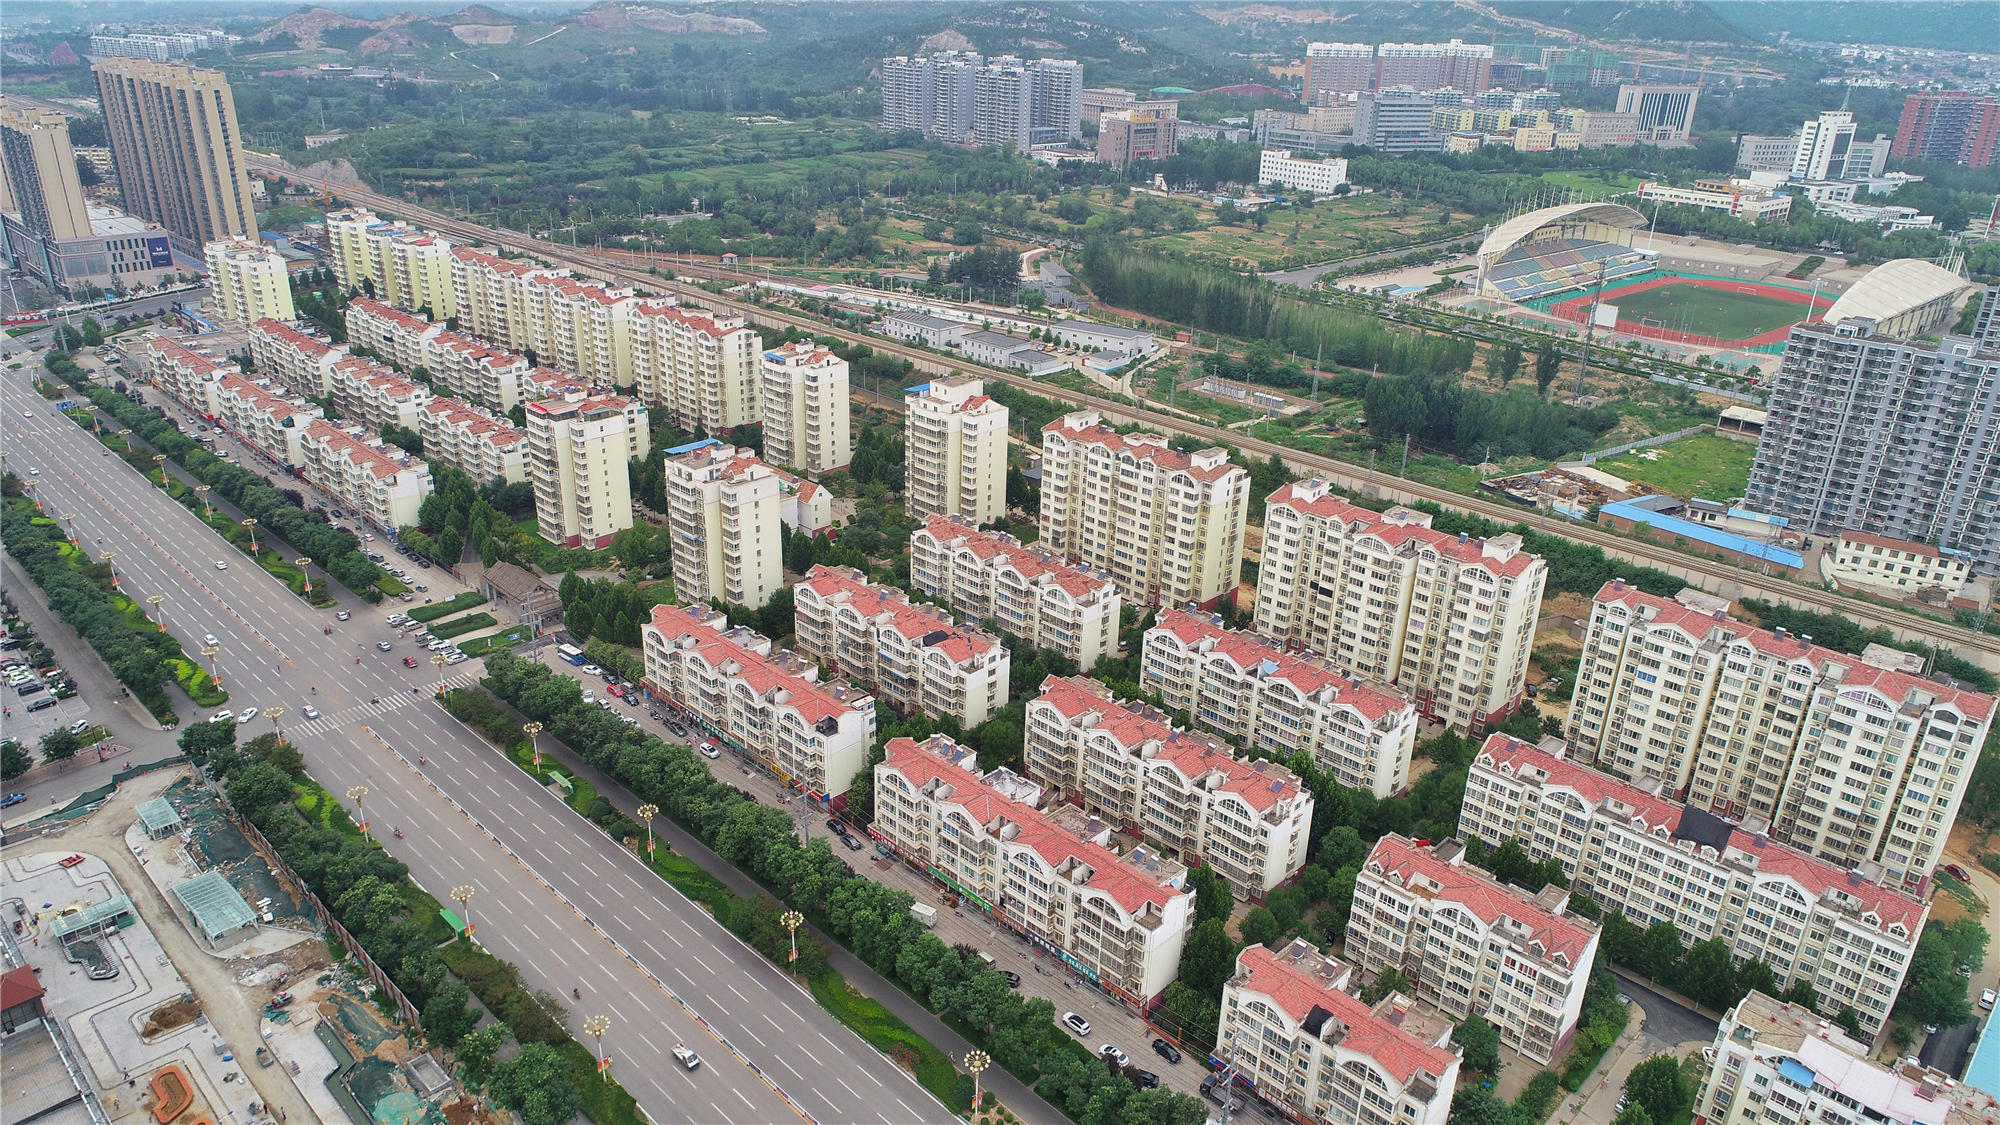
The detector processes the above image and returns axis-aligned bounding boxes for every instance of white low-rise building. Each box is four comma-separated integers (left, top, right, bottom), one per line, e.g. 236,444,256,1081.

417,397,528,484
958,329,1068,376
910,514,1122,673
877,310,974,350
642,602,878,799
298,419,432,531
873,733,1194,1007
795,565,1010,726
1025,675,1313,896
774,468,833,537
1257,150,1350,195
1827,530,1971,597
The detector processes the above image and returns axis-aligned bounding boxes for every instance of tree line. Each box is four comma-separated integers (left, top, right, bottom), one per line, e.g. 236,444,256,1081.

1362,369,1622,461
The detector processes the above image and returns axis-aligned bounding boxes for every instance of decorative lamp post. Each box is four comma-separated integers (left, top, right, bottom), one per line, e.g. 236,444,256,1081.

523,722,543,777
241,517,259,556
583,1014,611,1083
781,910,804,980
266,706,287,745
636,804,659,857
296,557,312,597
194,484,211,519
147,594,167,632
200,644,222,689
965,1050,991,1111
60,512,77,544
99,551,117,589
151,453,166,487
451,885,476,943
346,785,371,840
431,653,448,694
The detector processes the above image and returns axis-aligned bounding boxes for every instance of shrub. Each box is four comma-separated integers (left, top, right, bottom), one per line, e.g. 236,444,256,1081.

428,612,496,639
409,591,487,623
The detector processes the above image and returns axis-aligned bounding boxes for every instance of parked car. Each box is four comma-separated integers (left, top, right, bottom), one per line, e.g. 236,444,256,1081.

1943,863,1972,882
1152,1039,1181,1065
699,743,720,760
445,654,468,665
0,793,27,808
1125,1069,1160,1090
1062,1012,1091,1036
581,663,603,676
211,711,234,724
1100,1044,1130,1069
1981,989,1996,1011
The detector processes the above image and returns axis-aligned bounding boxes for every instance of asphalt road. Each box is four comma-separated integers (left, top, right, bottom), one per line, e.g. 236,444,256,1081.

2,372,951,1123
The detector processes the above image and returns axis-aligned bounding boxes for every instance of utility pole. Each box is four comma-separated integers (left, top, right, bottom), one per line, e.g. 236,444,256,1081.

1399,433,1411,477
1575,260,1608,398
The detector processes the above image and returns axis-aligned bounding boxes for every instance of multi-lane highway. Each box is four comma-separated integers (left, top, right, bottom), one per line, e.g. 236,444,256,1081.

1,373,949,1124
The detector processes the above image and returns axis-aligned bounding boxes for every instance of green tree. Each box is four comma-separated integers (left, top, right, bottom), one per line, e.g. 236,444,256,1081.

420,980,477,1047
1364,967,1413,1005
0,741,30,780
1611,1104,1655,1125
457,1025,510,1088
487,1042,582,1125
1452,1015,1500,1074
1492,342,1524,385
1833,1006,1865,1039
1176,919,1237,996
225,761,296,815
178,717,237,763
1634,921,1686,982
1239,906,1281,948
1187,866,1233,925
1446,1085,1512,1125
1897,921,1977,1029
1624,1053,1690,1125
38,728,80,764
1676,938,1737,1010
1534,343,1562,397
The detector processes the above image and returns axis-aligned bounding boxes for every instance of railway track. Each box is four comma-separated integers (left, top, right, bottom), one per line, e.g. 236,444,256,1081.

254,161,2000,671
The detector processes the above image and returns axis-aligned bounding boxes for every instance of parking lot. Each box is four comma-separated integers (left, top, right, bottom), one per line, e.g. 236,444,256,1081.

3,624,98,745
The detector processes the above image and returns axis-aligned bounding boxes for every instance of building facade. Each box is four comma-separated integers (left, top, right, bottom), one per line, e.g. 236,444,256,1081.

759,339,851,475
1356,87,1442,153
93,59,257,250
202,239,293,325
417,397,528,484
880,53,1082,147
909,514,1122,672
1826,531,1971,596
1636,178,1793,221
525,394,648,548
298,419,433,531
247,318,342,398
1256,151,1350,195
905,376,1009,527
1616,84,1700,143
0,105,91,242
795,565,1010,726
213,372,320,466
344,296,440,374
631,303,763,434
1097,105,1178,169
1891,90,2000,167
663,441,784,610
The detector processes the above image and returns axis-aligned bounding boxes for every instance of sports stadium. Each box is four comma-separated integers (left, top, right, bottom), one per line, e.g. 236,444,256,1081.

1473,202,1834,351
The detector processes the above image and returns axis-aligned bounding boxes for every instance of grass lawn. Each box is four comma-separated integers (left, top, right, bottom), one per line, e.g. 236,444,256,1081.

1607,282,1811,340
1595,433,1757,501
1539,169,1643,194
456,626,531,656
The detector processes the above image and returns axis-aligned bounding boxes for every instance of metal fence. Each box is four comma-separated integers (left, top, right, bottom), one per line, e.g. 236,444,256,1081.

1580,424,1711,465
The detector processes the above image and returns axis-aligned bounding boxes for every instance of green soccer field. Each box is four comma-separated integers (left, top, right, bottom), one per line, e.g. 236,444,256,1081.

1606,283,1811,339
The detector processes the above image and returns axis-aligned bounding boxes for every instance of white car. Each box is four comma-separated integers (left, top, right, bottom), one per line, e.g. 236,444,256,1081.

210,710,234,724
700,743,721,760
301,705,321,720
204,633,219,647
445,653,468,665
580,690,595,705
1981,989,1996,1011
237,707,260,723
335,611,351,621
672,1043,701,1070
214,560,227,570
580,663,603,676
26,467,38,475
1100,1044,1130,1069
1062,1012,1091,1036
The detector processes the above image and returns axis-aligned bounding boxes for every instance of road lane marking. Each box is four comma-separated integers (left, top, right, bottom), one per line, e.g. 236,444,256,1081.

838,1079,860,1100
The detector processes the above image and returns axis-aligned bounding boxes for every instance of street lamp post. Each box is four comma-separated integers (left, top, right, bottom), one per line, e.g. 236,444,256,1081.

450,885,476,943
583,1014,611,1083
200,644,222,689
296,557,312,597
99,551,117,590
194,484,211,519
346,784,371,840
266,706,288,745
151,453,166,487
60,512,77,544
523,722,543,778
636,804,658,858
242,517,259,556
964,1050,991,1111
781,910,804,980
431,653,447,694
146,594,166,632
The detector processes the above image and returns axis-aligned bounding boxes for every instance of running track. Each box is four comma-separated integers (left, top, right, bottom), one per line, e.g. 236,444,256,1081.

1547,275,1834,347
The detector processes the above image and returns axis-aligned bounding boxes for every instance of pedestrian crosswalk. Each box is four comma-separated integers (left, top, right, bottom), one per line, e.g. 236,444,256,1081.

289,672,482,737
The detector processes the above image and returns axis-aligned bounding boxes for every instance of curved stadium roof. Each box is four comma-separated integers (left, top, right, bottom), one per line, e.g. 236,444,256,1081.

1477,202,1647,263
1820,258,1970,326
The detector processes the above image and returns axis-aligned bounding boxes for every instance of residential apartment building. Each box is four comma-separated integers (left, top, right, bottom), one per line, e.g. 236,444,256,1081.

298,419,432,530
776,468,833,537
89,31,227,61
203,239,294,325
345,297,441,374
872,733,1194,1006
447,246,564,348
1097,105,1178,169
904,376,1008,527
1461,735,1928,1036
1346,835,1599,1065
422,329,536,414
329,355,432,434
1747,279,1996,576
759,339,850,474
1256,150,1350,195
0,104,91,242
880,53,1082,147
93,59,258,249
417,397,528,484
213,373,320,466
1025,675,1313,896
1254,481,1548,732
1891,90,2000,167
1563,580,1995,892
642,602,877,800
1303,42,1378,101
1616,83,1700,143
1826,531,1971,596
247,319,341,398
795,565,1010,726
1303,39,1492,101
442,247,644,387
631,303,764,433
324,209,456,317
1038,411,1250,610
1141,610,1420,798
525,393,648,548
1220,940,1460,1125
1693,992,1988,1125
662,441,783,610
909,514,1122,672
144,333,232,416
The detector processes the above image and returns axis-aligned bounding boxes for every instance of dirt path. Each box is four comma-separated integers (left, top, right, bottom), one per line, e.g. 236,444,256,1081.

56,772,321,1125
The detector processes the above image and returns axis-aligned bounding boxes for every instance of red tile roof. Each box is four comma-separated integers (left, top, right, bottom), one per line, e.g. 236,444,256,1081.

251,318,335,358
1365,834,1596,966
647,604,869,727
636,303,753,339
1838,530,1946,558
800,566,998,662
0,965,45,1009
1268,484,1541,579
917,515,1114,601
1233,943,1457,1085
1045,415,1245,483
346,296,434,332
1150,610,1411,723
303,420,409,479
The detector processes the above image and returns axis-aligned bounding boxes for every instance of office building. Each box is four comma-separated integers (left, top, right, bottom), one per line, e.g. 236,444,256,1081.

759,339,850,475
525,393,648,548
298,420,433,531
1693,992,1988,1125
1024,675,1313,896
1550,108,1640,148
909,514,1122,673
1355,87,1441,153
642,603,877,800
247,318,342,398
1038,411,1250,610
1891,90,2000,167
881,53,1082,149
1220,940,1460,1125
1737,132,1803,173
1564,579,1995,890
1616,84,1700,143
93,60,257,250
1096,104,1178,168
1256,150,1349,195
1461,735,1928,1036
0,105,90,242
1141,610,1419,797
1254,481,1547,733
632,302,763,434
418,397,528,485
1747,270,1994,575
1825,531,1971,597
904,376,1008,527
872,733,1194,1006
202,239,294,325
663,441,784,610
1636,178,1793,221
1792,110,1857,181
1303,42,1377,102
1346,835,1599,1065
795,565,1010,726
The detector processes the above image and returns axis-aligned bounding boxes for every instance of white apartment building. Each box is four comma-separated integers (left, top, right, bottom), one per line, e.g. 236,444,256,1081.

1565,580,1995,890
1346,835,1600,1065
1025,675,1314,896
1255,481,1548,732
642,602,877,799
298,419,432,531
795,565,1010,726
417,397,528,484
1141,610,1419,798
631,303,764,433
873,733,1194,1006
345,297,441,374
525,394,648,548
1827,531,1971,596
213,373,320,466
144,333,233,417
1459,735,1928,1036
1256,150,1351,195
774,468,833,537
1694,992,1988,1125
905,376,1009,527
910,514,1122,672
448,245,565,350
329,355,432,434
663,441,784,610
324,209,455,316
539,275,643,386
1039,411,1250,610
420,330,537,414
203,239,294,325
1221,940,1461,1125
247,318,342,398
759,339,851,475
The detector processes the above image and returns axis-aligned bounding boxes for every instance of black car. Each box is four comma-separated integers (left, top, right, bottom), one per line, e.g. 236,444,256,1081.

825,817,849,836
1152,1039,1181,1064
27,696,59,712
15,682,44,696
842,834,864,851
1000,971,1021,988
1125,1069,1160,1090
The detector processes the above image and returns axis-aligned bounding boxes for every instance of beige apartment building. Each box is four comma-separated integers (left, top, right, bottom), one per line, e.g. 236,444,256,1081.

247,318,342,397
448,246,564,349
345,297,440,373
1346,835,1600,1065
203,239,294,325
759,339,851,475
1025,675,1314,896
422,330,536,413
642,603,878,799
93,59,257,249
1565,580,1994,890
795,565,1010,725
0,104,91,240
329,355,432,434
873,733,1195,1006
417,397,528,484
631,303,764,433
905,376,1008,526
1038,411,1250,609
525,394,648,548
1255,481,1548,732
1460,735,1927,1036
909,514,1122,672
1220,941,1460,1125
143,333,232,416
213,373,320,466
446,247,643,386
663,441,784,610
298,419,432,531
1141,610,1420,797
324,209,456,318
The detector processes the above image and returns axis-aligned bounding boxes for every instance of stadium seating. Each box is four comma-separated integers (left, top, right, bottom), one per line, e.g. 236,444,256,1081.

1486,235,1651,302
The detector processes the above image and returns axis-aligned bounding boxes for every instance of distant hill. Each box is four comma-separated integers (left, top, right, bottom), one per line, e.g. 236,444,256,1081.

1704,1,1995,49
247,5,523,52
571,3,767,37
1493,2,1754,46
